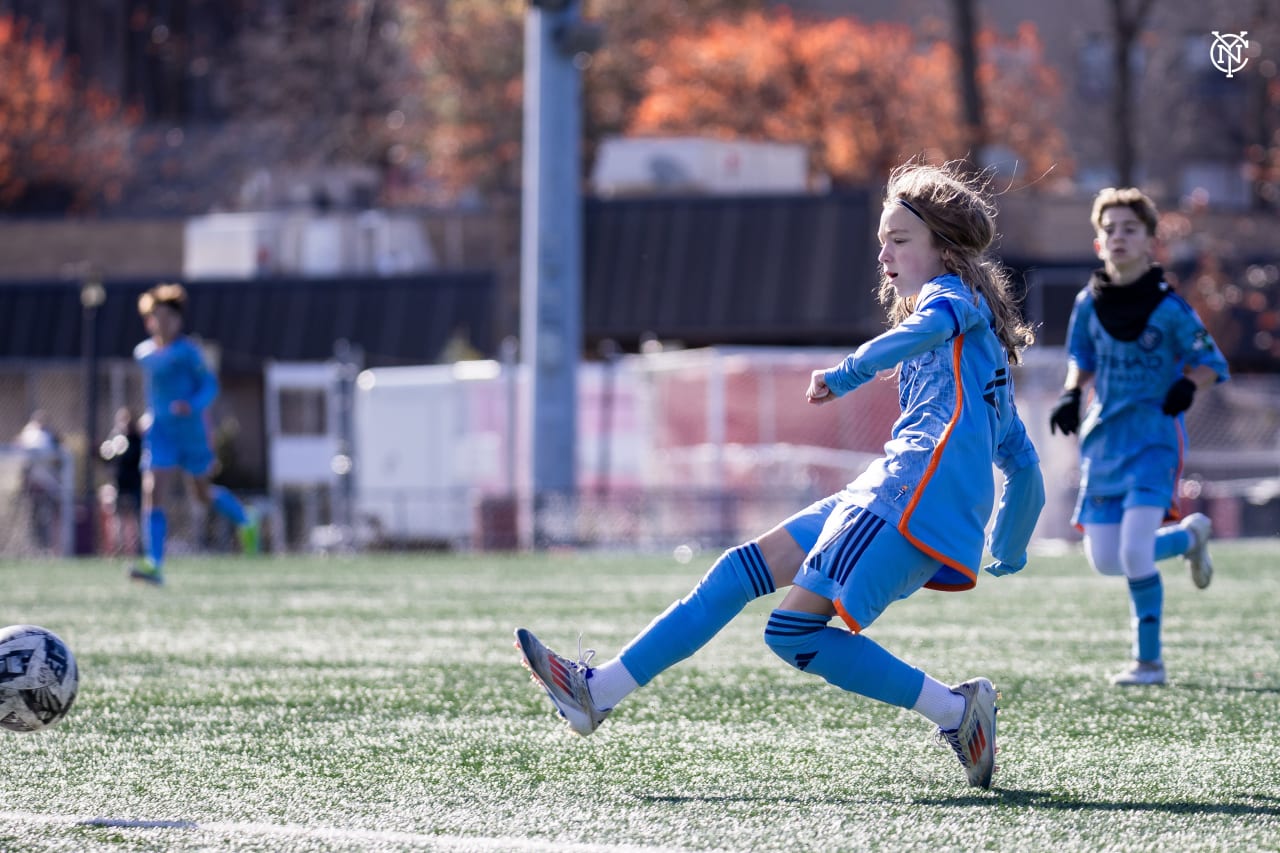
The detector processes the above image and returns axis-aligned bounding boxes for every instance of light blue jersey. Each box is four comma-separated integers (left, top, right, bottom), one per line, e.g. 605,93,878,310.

821,274,1041,590
1066,284,1230,505
134,335,219,473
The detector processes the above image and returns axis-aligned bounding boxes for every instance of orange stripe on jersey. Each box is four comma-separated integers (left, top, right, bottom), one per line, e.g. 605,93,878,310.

896,335,977,590
833,600,863,633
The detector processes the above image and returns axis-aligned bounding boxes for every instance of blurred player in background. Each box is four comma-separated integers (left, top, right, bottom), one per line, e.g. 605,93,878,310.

1048,188,1229,686
517,161,1044,789
129,283,260,586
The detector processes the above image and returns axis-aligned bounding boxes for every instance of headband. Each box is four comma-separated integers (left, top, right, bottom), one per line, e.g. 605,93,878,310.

896,198,958,247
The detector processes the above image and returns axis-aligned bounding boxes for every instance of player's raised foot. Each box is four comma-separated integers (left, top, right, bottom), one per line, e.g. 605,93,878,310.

128,560,164,586
514,628,609,736
1181,513,1212,589
238,510,262,556
1111,659,1165,686
936,677,998,789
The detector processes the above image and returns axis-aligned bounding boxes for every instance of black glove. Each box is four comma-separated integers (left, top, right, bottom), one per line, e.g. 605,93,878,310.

1049,388,1082,435
1161,377,1196,416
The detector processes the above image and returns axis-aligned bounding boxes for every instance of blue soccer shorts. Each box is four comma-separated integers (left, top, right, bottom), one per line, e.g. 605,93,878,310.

779,491,844,553
1075,447,1178,525
143,422,215,476
792,501,939,633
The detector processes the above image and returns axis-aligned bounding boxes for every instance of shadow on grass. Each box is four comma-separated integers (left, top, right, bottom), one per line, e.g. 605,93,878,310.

638,794,885,806
917,789,1280,816
640,792,1280,817
1173,682,1280,695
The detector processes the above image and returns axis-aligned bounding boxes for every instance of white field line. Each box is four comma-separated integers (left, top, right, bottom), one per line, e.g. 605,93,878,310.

0,811,713,853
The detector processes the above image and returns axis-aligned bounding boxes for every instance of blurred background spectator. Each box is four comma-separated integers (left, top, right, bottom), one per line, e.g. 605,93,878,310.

99,406,143,556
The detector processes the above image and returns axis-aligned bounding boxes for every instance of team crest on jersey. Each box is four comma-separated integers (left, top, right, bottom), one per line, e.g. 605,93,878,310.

1138,326,1164,352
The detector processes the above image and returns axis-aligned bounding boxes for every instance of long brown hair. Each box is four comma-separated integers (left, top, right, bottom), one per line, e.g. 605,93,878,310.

879,162,1035,363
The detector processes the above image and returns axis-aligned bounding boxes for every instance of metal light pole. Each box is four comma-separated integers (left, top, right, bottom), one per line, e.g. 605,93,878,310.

79,271,105,556
520,0,601,547
331,339,363,546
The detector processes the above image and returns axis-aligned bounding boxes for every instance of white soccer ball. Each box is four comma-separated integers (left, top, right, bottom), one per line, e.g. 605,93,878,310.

0,624,78,732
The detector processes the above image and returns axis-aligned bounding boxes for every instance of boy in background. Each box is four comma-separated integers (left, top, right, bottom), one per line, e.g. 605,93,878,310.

130,283,260,585
1049,188,1229,686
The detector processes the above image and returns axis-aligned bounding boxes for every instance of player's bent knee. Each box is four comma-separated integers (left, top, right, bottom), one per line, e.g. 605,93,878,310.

763,609,826,668
1084,547,1125,576
1089,559,1125,577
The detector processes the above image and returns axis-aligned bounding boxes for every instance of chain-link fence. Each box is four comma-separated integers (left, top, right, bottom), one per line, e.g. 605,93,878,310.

0,443,75,556
349,346,1280,552
5,345,1278,557
0,359,253,558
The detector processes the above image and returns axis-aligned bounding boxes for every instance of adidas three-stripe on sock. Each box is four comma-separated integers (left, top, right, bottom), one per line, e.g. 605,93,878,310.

610,543,776,695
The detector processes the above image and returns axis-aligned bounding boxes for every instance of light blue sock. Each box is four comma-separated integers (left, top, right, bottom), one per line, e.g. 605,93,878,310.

1154,525,1190,562
764,609,926,709
619,543,776,685
210,486,249,527
144,508,167,568
1128,573,1163,662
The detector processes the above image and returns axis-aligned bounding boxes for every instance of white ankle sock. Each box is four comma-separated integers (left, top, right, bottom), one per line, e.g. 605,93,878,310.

586,658,640,710
912,675,965,730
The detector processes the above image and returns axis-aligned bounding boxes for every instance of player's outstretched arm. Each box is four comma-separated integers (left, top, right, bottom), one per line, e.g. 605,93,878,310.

819,304,955,400
984,463,1044,576
986,411,1045,576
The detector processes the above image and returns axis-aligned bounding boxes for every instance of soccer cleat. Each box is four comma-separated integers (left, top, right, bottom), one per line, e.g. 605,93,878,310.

1111,659,1166,686
514,628,610,736
238,510,262,556
128,560,165,586
1181,513,1212,590
936,677,998,789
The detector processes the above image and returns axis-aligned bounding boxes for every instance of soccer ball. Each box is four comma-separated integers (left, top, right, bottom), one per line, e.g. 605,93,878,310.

0,625,78,732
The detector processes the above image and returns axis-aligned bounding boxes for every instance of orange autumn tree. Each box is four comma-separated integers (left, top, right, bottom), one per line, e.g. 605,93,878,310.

582,0,765,169
399,0,526,202
399,0,761,203
977,22,1069,185
0,14,134,213
1247,59,1280,210
628,9,1069,187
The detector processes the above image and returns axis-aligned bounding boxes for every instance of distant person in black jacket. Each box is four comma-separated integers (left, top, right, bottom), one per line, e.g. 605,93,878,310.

100,406,143,556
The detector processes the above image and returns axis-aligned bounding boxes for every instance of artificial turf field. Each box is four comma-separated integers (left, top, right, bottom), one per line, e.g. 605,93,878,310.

1,540,1278,852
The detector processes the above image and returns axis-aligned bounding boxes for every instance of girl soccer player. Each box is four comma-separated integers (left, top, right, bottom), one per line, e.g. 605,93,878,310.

1048,187,1230,686
129,283,260,585
516,162,1044,789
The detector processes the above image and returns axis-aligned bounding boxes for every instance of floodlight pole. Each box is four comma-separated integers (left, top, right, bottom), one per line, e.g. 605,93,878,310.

79,270,105,557
521,0,597,548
